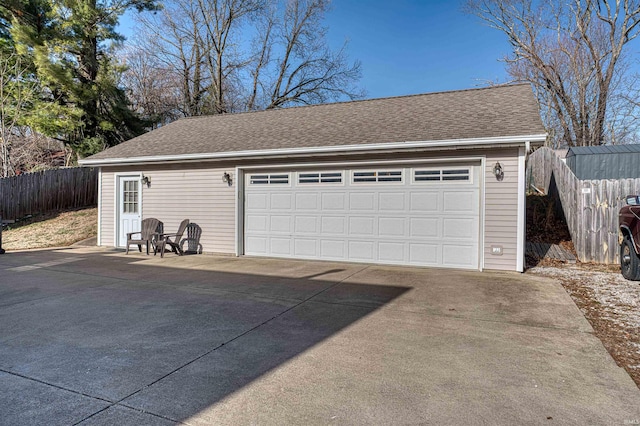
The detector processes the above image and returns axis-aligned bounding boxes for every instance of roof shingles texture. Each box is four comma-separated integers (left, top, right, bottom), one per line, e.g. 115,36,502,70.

87,84,545,161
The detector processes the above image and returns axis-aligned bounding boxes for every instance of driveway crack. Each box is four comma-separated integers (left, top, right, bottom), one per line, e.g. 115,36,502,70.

0,367,113,404
78,265,372,423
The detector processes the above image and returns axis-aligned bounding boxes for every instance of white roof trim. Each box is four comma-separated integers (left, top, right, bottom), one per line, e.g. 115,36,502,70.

79,134,547,166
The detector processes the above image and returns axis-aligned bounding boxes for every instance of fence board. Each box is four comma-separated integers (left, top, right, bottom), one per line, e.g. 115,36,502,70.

0,167,97,220
527,147,640,264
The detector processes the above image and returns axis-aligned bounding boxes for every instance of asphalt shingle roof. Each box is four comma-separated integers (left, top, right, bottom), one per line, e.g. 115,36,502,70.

84,84,545,163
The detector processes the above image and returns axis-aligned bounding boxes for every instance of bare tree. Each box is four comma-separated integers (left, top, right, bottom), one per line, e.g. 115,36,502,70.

134,0,210,117
467,0,640,147
133,0,262,117
126,0,363,125
9,131,67,173
196,0,264,113
0,51,37,177
120,47,182,128
273,0,362,108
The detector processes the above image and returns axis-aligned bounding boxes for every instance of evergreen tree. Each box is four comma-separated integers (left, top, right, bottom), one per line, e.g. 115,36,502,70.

4,0,158,159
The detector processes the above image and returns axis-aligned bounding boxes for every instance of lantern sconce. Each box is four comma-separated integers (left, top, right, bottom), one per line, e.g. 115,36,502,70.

141,175,151,187
492,161,504,181
222,172,233,186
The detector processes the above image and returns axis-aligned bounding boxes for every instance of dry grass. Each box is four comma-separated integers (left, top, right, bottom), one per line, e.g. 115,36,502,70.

529,263,640,388
2,208,97,250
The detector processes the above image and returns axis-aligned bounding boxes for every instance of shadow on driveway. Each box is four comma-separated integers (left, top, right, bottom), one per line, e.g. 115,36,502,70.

0,248,409,425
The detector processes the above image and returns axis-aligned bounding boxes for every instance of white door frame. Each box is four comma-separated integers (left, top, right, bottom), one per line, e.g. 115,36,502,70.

236,156,485,270
114,172,143,248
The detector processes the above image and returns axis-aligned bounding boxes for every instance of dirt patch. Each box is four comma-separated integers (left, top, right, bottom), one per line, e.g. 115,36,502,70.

1,208,97,250
528,264,640,388
526,193,572,244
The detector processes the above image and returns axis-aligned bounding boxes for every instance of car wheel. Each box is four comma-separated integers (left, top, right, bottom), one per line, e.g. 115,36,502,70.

620,236,640,281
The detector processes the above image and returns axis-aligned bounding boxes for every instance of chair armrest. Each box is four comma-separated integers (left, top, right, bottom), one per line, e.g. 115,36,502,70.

157,232,179,240
127,231,141,238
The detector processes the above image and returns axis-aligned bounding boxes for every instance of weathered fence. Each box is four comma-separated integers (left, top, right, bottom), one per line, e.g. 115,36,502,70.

527,147,640,264
0,167,98,220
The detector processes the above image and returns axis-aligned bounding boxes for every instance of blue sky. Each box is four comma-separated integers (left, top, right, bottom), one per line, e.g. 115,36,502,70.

322,0,511,97
118,0,512,99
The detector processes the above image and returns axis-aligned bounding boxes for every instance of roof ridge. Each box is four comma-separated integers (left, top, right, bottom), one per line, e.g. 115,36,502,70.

179,83,532,122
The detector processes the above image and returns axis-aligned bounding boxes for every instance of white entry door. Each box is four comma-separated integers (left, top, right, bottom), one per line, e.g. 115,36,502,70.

244,164,481,269
116,175,142,247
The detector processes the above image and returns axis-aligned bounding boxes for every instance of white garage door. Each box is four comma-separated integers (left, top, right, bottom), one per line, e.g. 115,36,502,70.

244,164,481,269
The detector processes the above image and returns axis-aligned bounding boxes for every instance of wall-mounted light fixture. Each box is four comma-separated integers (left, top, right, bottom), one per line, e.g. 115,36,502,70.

222,172,233,186
141,175,151,187
492,161,504,181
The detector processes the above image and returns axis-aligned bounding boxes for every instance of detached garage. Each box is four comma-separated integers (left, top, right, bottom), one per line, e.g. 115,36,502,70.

80,84,546,272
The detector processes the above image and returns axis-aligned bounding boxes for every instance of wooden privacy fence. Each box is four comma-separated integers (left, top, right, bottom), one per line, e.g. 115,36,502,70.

0,167,98,221
527,147,640,264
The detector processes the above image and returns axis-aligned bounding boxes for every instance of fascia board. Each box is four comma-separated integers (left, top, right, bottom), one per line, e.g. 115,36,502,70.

79,134,547,167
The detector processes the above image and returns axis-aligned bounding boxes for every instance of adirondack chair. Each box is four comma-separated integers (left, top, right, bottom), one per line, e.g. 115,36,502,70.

126,218,162,255
181,223,203,254
155,219,190,258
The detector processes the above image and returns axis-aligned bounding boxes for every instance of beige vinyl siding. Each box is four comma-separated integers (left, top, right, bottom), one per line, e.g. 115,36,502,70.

100,169,115,247
484,148,520,271
96,146,524,270
99,164,236,253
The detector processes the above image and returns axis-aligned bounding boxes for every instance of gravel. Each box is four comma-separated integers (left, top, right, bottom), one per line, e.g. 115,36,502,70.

528,263,640,387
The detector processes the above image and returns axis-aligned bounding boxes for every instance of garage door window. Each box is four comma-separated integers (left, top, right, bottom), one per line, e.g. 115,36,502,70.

298,171,343,184
249,173,290,185
413,168,470,183
353,170,402,183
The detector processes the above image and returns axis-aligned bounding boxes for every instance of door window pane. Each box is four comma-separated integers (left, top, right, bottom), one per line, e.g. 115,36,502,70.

123,180,139,213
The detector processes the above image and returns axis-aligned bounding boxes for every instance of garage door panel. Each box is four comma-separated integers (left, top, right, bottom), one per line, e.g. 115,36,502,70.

270,215,291,233
321,216,346,234
349,241,375,260
349,217,376,235
379,192,405,211
410,217,440,238
443,244,475,267
270,193,292,209
295,216,318,233
379,217,406,237
409,243,439,264
350,193,375,210
321,240,345,258
443,191,477,212
379,242,405,262
410,192,439,212
247,193,268,209
443,218,476,239
246,236,267,254
270,238,291,255
294,239,317,257
296,193,318,210
246,215,268,232
321,193,346,210
245,164,480,270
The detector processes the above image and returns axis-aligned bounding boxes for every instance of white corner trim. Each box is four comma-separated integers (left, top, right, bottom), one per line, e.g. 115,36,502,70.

516,147,526,272
79,134,547,166
97,168,102,246
234,166,243,257
479,156,486,272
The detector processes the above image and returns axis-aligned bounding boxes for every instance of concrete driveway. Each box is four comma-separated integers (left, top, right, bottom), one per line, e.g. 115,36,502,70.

0,247,639,425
